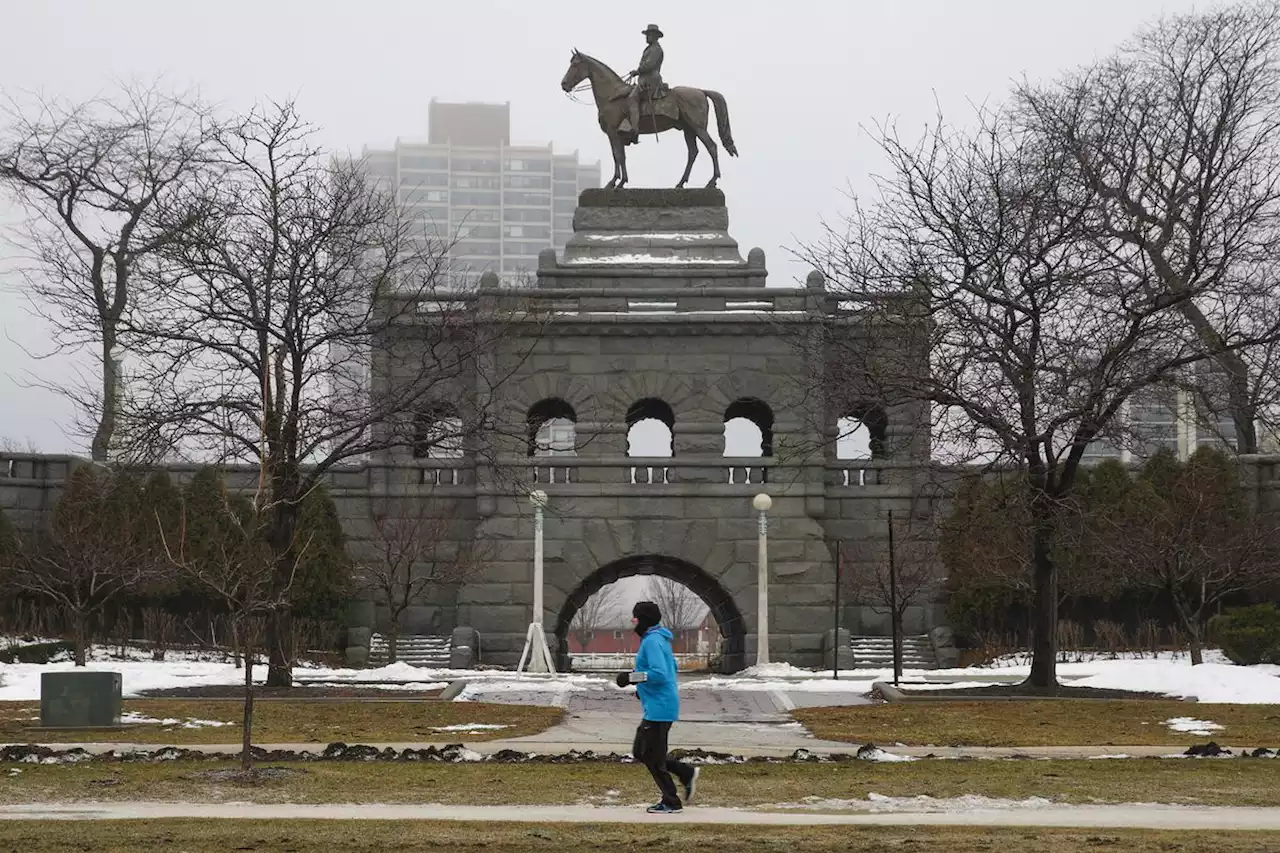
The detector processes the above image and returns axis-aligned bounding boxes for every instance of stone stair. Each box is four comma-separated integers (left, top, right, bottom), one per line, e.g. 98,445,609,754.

849,634,937,670
367,634,451,667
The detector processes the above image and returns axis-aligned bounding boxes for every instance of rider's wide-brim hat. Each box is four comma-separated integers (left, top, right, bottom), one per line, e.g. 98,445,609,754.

642,24,664,37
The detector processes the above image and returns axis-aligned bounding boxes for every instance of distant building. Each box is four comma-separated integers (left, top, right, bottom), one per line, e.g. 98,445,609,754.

361,100,601,286
567,612,717,656
1081,383,1240,464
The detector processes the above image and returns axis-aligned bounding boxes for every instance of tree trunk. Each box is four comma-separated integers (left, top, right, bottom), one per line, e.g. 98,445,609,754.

72,614,89,667
265,608,292,687
1025,491,1059,692
1188,632,1205,666
388,621,400,665
241,639,255,773
1169,590,1205,666
264,501,299,688
91,334,119,463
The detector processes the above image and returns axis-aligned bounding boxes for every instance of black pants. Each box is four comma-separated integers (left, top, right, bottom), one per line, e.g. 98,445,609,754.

633,719,694,807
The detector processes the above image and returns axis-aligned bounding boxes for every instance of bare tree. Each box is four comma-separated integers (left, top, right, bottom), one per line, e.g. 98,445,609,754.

1018,3,1280,453
359,500,485,664
799,98,1279,690
1092,448,1279,664
645,576,708,652
569,583,624,651
0,84,217,461
161,470,298,772
8,466,155,665
840,501,943,681
117,101,540,686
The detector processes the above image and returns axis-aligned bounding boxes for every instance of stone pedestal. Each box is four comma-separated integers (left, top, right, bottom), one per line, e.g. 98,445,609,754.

560,188,747,268
345,626,371,669
40,671,121,728
450,626,480,669
822,628,854,670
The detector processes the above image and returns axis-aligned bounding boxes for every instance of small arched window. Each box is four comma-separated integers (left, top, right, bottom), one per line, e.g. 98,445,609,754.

527,398,578,457
836,404,888,459
414,402,464,458
722,397,774,457
626,398,675,457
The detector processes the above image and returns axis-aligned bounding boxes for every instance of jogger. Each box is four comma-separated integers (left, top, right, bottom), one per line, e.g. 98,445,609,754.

617,600,701,813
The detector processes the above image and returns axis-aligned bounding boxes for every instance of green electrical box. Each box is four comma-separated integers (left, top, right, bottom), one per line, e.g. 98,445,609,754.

40,672,123,728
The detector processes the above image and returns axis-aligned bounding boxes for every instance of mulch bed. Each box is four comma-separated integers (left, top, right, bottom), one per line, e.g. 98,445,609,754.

886,684,1168,700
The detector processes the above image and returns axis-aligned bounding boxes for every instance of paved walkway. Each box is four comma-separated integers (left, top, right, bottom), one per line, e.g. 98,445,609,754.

458,677,872,753
4,801,1279,829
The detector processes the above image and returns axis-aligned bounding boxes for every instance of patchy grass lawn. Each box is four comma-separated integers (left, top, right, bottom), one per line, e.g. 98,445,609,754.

1,758,1277,807
0,822,1276,853
0,700,562,744
794,701,1280,747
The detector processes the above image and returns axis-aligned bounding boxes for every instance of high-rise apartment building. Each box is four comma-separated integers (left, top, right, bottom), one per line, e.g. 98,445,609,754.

1081,384,1241,463
362,100,601,285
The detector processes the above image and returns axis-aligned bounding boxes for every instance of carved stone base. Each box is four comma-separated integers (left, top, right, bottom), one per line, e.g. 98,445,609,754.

561,188,745,267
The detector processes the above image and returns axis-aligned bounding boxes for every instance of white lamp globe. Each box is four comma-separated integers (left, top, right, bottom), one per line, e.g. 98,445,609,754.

752,493,772,512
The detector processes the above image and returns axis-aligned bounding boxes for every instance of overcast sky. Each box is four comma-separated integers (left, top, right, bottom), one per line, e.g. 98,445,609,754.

0,0,1212,452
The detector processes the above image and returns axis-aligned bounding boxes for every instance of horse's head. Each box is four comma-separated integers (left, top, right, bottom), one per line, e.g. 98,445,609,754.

561,49,588,93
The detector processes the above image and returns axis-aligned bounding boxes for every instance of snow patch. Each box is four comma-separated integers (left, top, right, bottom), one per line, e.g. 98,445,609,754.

740,663,818,679
1070,662,1280,704
1164,717,1225,736
855,745,918,763
758,793,1057,813
562,254,741,265
120,712,233,729
429,723,510,732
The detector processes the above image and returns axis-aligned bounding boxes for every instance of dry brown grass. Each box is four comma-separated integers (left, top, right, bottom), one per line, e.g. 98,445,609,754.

0,821,1275,852
0,699,562,744
0,758,1277,808
794,700,1280,747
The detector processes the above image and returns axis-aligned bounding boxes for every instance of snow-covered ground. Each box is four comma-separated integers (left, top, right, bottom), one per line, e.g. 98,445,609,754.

1,643,1277,704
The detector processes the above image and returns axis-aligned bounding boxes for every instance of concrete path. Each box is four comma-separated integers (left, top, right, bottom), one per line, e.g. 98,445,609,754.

464,678,871,753
4,801,1280,829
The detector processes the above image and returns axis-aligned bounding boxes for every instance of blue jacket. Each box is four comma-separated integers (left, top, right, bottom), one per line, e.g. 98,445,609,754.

633,625,679,722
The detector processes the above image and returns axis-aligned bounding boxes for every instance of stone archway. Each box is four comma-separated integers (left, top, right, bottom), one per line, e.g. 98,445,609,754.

552,554,747,674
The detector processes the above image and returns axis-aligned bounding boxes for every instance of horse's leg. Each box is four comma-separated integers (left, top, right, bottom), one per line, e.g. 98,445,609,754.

617,134,629,188
676,125,698,189
606,133,623,189
696,118,721,189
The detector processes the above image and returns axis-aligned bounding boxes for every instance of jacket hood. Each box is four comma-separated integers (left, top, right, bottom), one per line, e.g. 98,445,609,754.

646,626,674,641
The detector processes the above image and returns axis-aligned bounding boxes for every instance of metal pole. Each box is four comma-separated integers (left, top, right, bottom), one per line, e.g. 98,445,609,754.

888,509,901,685
534,504,544,629
833,540,841,680
753,493,772,666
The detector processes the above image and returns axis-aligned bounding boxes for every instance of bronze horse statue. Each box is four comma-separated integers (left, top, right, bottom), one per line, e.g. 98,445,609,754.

560,50,737,189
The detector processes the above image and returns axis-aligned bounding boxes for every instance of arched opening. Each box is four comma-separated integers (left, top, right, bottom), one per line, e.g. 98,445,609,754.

723,398,774,457
526,398,577,456
413,402,463,458
626,398,675,457
837,405,888,460
553,554,746,673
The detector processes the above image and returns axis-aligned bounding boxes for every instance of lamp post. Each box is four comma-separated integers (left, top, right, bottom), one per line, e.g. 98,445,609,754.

531,489,547,629
517,489,556,672
753,492,772,666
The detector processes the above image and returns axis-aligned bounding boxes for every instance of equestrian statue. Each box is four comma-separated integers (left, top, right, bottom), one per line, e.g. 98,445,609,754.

560,24,738,189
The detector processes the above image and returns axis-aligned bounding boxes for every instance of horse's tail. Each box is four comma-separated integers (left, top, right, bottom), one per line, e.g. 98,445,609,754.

702,89,738,157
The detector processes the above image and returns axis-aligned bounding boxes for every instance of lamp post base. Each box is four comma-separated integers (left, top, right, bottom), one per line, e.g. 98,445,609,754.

516,623,557,673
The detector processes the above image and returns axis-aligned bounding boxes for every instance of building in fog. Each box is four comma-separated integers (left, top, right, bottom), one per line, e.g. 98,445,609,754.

362,100,601,285
1081,381,1241,464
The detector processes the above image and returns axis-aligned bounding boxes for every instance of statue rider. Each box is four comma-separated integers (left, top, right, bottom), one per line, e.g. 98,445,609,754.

626,24,665,145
